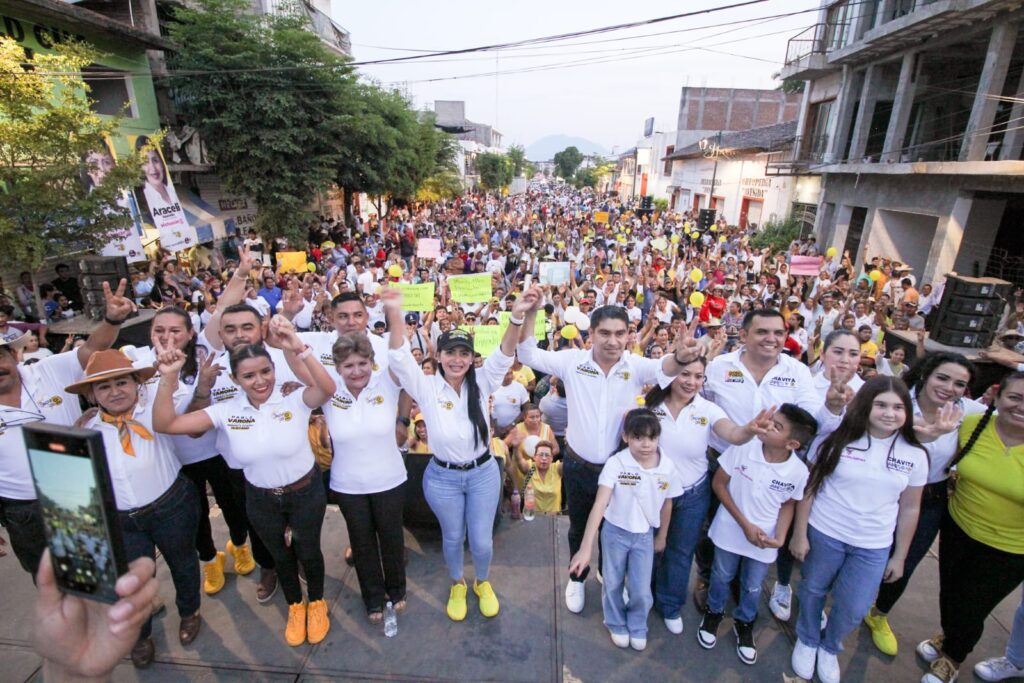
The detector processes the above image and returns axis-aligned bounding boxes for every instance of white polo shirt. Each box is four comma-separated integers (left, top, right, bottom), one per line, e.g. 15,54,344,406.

490,380,530,429
299,329,389,376
598,449,683,534
650,395,726,488
388,342,513,464
131,346,219,466
703,349,838,453
0,350,85,500
517,340,672,464
84,400,181,511
708,440,809,563
324,372,406,495
809,433,928,549
204,390,315,489
911,391,987,484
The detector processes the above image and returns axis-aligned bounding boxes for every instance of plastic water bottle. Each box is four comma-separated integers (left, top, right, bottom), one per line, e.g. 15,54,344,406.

384,601,398,637
510,489,522,520
523,484,536,521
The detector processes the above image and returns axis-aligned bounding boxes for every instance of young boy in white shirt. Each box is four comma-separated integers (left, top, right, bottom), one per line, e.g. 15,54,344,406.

697,404,819,665
568,409,683,652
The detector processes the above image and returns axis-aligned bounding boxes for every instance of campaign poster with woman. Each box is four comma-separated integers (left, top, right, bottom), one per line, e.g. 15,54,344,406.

133,135,197,253
82,139,147,263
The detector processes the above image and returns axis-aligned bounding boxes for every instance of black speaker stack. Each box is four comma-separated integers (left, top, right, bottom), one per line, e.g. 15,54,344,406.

929,274,1011,348
697,208,716,232
77,256,134,322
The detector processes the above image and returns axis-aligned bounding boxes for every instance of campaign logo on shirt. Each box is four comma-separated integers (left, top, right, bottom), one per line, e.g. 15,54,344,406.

886,452,915,474
725,370,745,384
212,386,238,403
365,394,385,406
652,407,669,419
39,395,63,409
733,464,754,481
318,352,335,367
272,409,294,423
657,478,670,491
331,394,353,410
768,478,796,494
438,398,455,411
840,447,866,462
690,415,709,427
227,415,255,431
613,369,631,381
768,376,797,389
616,471,641,487
575,363,600,378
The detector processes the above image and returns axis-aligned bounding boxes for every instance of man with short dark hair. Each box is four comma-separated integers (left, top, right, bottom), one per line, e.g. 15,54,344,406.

51,264,82,310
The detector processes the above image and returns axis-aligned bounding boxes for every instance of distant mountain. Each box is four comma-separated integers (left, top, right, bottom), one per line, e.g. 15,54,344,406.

525,135,610,161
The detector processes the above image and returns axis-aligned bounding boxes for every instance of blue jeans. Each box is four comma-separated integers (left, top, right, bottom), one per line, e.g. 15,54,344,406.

423,457,500,581
708,546,771,623
601,521,655,639
796,525,889,654
653,475,710,618
1008,590,1024,668
119,475,201,639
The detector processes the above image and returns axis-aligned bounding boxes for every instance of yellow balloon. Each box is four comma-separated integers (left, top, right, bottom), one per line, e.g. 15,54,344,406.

651,237,668,251
691,232,700,240
307,262,317,273
689,268,703,283
560,324,579,340
668,269,677,280
869,270,881,282
710,225,718,232
689,292,705,307
670,234,681,244
826,247,837,258
719,235,727,243
556,241,565,249
387,264,402,278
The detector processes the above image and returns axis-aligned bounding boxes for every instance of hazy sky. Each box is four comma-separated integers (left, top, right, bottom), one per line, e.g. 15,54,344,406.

339,0,822,152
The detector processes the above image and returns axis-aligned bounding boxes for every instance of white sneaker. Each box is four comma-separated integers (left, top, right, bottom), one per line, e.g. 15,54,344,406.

664,616,684,635
974,656,1024,682
608,629,629,648
917,636,945,663
791,639,817,680
817,647,841,683
629,636,647,651
769,582,792,621
565,580,585,614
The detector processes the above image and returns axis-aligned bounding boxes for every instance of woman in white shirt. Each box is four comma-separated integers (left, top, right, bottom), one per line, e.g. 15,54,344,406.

642,357,774,634
152,316,335,648
789,377,932,683
382,286,537,623
322,332,407,623
65,350,202,669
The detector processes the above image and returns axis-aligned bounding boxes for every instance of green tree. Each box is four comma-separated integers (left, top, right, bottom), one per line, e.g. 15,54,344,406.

572,166,598,189
749,216,802,251
507,144,526,177
553,146,584,180
0,38,142,267
477,152,512,191
167,0,355,243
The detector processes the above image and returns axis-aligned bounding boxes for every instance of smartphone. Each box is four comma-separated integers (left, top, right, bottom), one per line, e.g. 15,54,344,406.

22,423,127,603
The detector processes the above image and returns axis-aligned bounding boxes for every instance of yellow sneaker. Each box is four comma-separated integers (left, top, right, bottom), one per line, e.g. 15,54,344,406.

447,582,468,622
306,599,330,644
203,552,226,595
285,602,307,646
864,611,898,656
226,541,256,576
474,580,500,618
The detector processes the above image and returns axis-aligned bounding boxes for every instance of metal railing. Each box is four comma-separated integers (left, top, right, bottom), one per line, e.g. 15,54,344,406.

302,1,351,55
784,22,849,66
765,134,830,172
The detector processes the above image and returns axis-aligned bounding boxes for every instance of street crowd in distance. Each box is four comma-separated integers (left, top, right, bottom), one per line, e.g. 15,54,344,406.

1,181,1022,683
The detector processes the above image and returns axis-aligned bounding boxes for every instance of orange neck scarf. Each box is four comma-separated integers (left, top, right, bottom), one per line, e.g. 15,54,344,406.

100,411,153,457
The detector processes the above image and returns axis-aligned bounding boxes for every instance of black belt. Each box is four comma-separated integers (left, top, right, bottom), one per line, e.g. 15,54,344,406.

432,453,491,471
565,444,604,473
248,465,319,496
124,474,188,519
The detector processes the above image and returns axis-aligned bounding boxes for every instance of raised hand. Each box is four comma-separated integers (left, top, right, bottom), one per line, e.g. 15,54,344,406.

825,366,854,415
153,339,186,377
380,287,403,312
196,350,222,394
745,406,777,438
236,243,256,277
914,401,964,442
673,318,701,359
267,314,303,352
102,279,135,322
281,282,304,319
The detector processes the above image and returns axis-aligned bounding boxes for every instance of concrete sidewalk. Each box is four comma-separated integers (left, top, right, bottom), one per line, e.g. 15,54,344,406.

0,506,1017,682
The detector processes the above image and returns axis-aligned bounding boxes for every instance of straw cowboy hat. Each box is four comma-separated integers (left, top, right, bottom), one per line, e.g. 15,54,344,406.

65,349,156,395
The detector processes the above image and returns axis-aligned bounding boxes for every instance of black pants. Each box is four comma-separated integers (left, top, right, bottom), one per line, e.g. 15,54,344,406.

245,470,326,605
0,497,46,577
181,456,249,562
333,482,407,613
229,468,275,570
939,513,1024,663
564,450,603,582
875,481,948,613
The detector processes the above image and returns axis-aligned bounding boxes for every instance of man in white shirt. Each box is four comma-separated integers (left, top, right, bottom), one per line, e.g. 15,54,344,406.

490,370,530,430
516,286,702,616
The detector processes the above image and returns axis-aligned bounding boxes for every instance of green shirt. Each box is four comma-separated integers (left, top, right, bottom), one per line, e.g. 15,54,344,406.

950,413,1024,554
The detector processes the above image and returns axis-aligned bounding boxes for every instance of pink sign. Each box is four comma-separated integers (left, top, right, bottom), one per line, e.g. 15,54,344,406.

790,255,824,276
417,238,441,259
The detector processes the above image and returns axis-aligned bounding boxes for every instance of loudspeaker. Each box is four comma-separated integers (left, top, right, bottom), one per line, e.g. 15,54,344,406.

77,256,133,322
930,274,1010,348
697,208,716,231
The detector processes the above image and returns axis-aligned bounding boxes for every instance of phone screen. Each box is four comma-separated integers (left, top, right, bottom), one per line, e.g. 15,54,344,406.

24,426,125,603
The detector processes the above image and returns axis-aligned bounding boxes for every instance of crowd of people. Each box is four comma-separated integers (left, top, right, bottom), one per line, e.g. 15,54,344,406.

1,183,1023,683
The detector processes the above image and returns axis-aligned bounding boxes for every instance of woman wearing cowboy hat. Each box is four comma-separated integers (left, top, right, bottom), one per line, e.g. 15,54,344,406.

65,348,202,669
